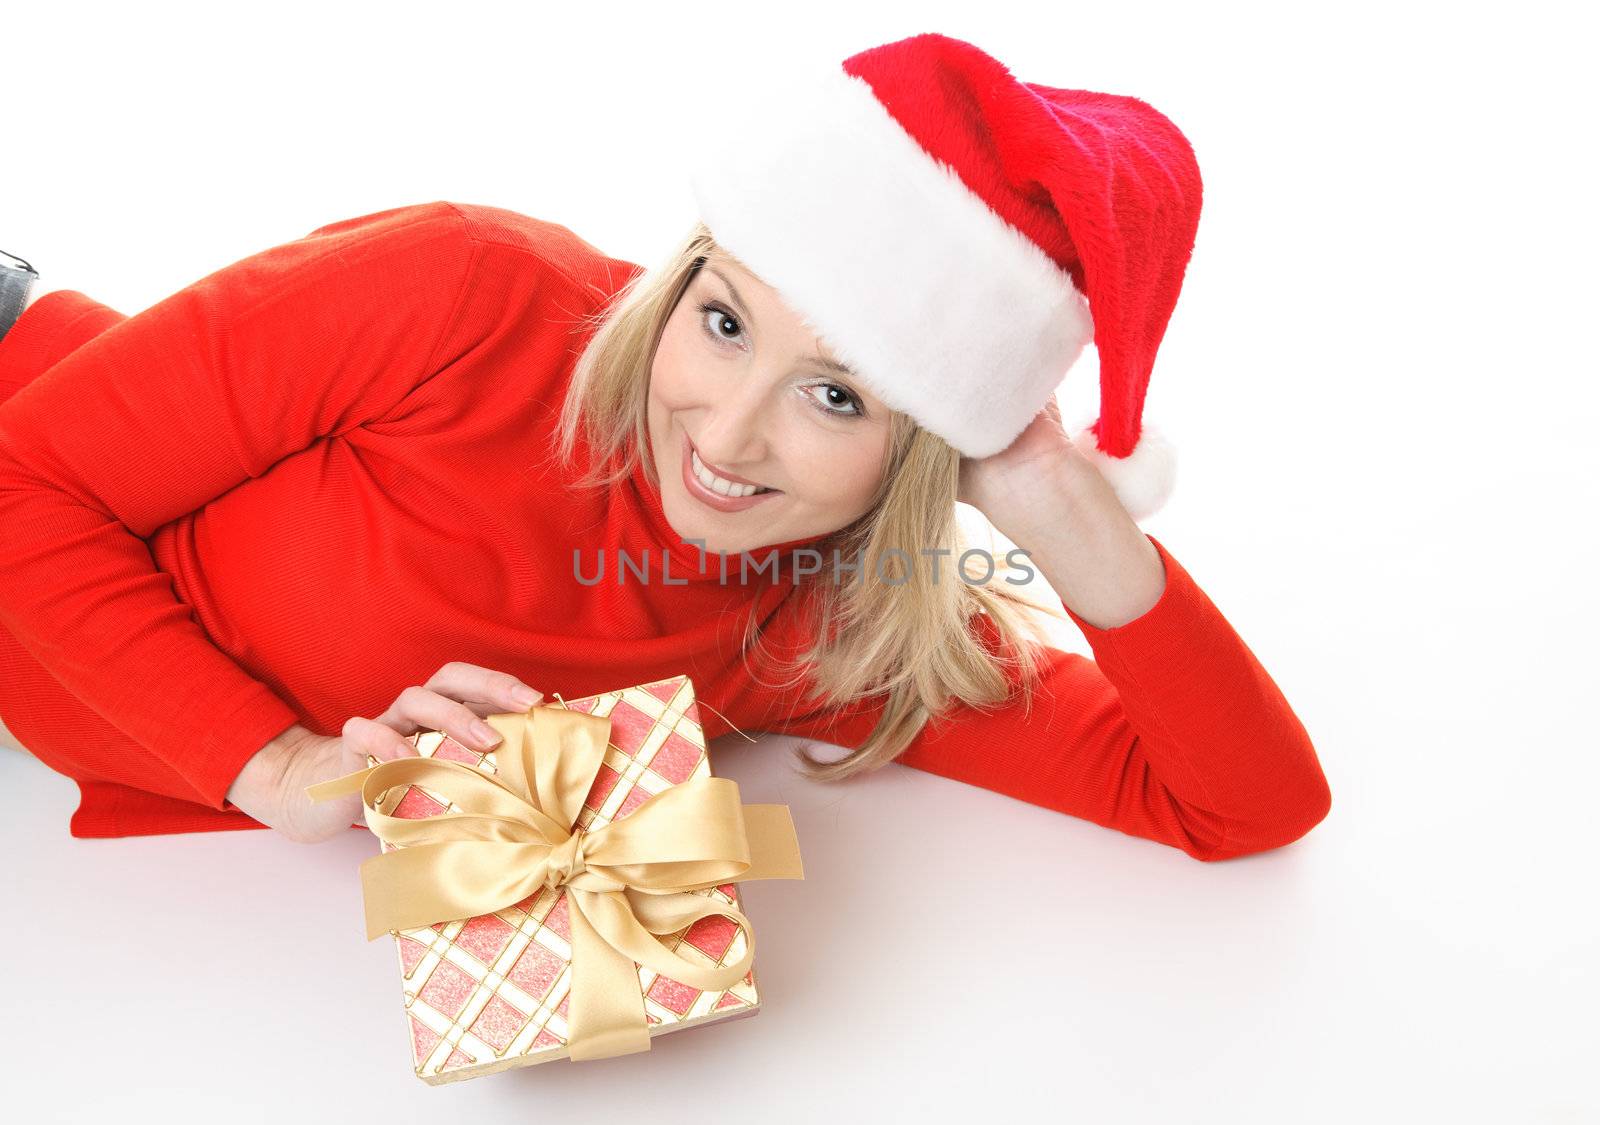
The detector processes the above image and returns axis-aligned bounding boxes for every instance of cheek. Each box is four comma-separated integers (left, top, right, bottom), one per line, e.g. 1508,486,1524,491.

652,358,710,419
841,447,888,505
650,326,705,410
789,432,888,509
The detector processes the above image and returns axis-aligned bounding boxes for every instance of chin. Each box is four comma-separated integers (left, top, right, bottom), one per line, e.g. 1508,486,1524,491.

664,505,749,557
659,488,714,545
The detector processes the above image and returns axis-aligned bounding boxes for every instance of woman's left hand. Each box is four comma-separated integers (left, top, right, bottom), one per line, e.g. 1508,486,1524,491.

957,395,1145,548
957,396,1104,529
955,396,1164,627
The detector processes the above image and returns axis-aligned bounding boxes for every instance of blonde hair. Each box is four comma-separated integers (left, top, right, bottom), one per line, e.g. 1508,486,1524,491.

551,221,1067,782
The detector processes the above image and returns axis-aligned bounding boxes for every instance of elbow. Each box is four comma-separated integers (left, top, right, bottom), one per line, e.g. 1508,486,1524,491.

1187,764,1333,864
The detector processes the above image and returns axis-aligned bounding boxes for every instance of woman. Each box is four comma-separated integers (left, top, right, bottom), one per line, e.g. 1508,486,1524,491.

0,34,1330,858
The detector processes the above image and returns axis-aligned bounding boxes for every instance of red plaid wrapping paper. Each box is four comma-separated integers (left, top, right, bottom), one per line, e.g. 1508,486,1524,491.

368,674,761,1084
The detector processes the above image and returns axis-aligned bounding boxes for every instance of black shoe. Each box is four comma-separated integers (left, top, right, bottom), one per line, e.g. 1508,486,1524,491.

1,250,40,343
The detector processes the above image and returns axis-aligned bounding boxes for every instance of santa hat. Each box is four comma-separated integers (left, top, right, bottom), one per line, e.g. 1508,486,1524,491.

686,33,1204,521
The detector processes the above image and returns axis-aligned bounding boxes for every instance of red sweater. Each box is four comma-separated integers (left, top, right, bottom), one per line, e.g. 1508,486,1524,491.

0,200,1330,860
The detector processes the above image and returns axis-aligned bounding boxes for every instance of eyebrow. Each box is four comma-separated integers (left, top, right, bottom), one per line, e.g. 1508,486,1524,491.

703,265,859,379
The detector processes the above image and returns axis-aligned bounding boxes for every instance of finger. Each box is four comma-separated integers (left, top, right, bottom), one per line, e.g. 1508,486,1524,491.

425,661,545,714
344,715,421,763
381,694,502,724
391,685,508,752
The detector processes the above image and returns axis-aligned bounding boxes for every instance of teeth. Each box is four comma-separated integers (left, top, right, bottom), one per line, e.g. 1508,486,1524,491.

692,448,769,497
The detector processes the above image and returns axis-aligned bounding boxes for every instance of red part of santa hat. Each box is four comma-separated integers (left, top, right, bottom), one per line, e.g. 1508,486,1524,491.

687,33,1204,520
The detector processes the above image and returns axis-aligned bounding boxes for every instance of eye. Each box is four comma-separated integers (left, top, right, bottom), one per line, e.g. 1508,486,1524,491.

699,298,865,419
801,383,865,418
699,301,746,347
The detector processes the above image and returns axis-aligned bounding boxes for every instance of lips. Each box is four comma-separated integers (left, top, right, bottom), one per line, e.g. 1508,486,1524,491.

679,431,782,513
688,438,771,491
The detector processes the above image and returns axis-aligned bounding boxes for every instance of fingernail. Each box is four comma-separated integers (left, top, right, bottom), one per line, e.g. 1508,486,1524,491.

471,720,502,747
511,685,542,707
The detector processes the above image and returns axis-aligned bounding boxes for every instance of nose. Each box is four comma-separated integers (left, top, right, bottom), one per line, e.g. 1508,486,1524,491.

693,376,772,470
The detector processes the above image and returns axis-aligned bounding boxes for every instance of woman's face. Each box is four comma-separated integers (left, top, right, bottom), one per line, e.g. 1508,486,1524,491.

646,252,894,557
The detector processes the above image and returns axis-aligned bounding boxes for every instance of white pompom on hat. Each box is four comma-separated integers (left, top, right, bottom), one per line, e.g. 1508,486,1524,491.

686,32,1203,521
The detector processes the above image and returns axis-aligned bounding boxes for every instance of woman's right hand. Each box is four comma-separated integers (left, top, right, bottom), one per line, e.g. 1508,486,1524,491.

229,662,544,844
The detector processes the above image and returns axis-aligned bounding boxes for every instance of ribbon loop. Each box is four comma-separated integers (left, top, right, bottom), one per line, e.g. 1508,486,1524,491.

307,699,804,1063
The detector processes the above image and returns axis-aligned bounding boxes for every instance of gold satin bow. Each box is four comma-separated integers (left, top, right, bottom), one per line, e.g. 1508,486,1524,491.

304,702,805,1062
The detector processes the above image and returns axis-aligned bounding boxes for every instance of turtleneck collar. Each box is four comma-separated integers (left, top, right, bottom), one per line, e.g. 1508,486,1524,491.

625,451,834,586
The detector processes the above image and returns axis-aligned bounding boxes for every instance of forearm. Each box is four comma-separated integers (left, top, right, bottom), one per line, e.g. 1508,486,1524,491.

0,470,308,806
995,458,1166,630
970,450,1329,855
225,722,319,823
0,203,478,811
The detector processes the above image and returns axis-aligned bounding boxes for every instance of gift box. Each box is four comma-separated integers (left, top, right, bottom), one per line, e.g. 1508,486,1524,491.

308,673,803,1085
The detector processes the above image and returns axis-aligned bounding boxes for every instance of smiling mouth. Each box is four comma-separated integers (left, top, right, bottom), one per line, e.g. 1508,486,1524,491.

686,438,778,496
677,432,783,514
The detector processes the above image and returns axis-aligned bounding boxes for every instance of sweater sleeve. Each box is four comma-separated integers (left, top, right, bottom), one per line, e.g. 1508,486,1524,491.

766,534,1332,862
0,201,484,811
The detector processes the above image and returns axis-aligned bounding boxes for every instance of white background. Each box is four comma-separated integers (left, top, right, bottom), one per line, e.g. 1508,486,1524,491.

3,1,1596,1122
